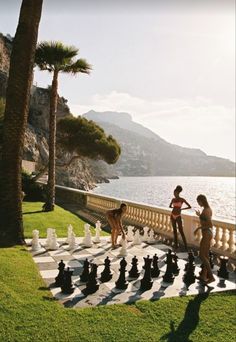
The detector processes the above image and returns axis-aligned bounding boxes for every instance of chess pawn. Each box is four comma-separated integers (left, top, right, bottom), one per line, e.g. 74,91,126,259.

82,225,93,247
93,221,101,243
132,229,141,245
68,231,76,250
83,263,99,295
142,226,149,242
55,260,65,287
100,257,112,282
45,228,53,248
129,256,140,278
126,226,134,242
119,237,128,257
183,258,196,289
140,255,153,291
172,252,180,276
61,267,74,294
184,251,195,271
147,229,155,244
115,258,128,290
151,254,160,278
66,224,73,244
31,230,41,251
163,249,175,283
80,259,90,282
217,256,229,279
49,230,59,250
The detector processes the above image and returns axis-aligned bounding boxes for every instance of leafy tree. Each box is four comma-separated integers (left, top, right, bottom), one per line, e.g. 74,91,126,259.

0,0,43,246
57,116,121,166
35,41,91,211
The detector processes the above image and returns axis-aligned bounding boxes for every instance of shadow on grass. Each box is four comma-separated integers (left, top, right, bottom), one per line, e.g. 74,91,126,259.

23,210,44,215
160,292,209,342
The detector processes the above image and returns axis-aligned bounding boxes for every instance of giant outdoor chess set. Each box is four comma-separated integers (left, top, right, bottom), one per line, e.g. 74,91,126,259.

27,223,236,308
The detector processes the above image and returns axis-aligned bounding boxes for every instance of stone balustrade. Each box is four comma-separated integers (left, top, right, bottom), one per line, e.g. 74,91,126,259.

55,184,236,260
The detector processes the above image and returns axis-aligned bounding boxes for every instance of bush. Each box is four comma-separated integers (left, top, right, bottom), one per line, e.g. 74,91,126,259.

22,170,45,201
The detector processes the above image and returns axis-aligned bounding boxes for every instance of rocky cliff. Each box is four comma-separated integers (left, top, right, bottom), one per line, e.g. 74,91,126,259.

0,33,97,190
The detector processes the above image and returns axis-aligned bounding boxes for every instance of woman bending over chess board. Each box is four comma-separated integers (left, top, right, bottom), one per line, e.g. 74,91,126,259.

106,203,127,249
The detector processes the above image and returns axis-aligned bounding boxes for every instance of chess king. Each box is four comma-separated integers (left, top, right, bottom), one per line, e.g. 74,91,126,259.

106,203,127,249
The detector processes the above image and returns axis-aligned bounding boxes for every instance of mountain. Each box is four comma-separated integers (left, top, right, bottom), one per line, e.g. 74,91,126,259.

83,110,235,177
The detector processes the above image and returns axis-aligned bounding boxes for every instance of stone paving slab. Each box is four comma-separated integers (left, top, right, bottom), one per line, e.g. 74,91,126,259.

27,237,236,308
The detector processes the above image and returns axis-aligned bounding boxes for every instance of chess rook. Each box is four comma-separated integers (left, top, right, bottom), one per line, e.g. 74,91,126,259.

217,256,229,279
61,267,74,294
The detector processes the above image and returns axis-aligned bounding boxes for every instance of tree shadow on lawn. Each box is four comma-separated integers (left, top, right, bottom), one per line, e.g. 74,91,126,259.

23,210,44,215
160,292,209,342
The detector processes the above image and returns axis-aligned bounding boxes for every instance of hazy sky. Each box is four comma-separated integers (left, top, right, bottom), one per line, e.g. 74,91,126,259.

1,0,235,161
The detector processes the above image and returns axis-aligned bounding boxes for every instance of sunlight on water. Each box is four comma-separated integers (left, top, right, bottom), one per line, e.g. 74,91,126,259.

92,177,236,221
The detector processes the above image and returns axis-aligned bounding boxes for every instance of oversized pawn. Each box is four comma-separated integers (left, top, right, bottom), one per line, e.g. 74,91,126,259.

31,230,41,251
172,252,180,276
115,258,128,290
100,257,112,282
147,229,156,244
183,253,196,288
129,256,140,278
217,256,229,279
66,224,73,244
61,267,74,294
132,229,141,245
83,224,92,248
119,237,128,257
55,260,65,287
163,249,174,283
49,230,59,250
80,258,90,283
184,250,195,271
140,255,153,291
68,231,76,250
93,220,101,243
151,254,160,278
142,226,149,242
83,263,99,295
126,226,134,242
45,228,53,248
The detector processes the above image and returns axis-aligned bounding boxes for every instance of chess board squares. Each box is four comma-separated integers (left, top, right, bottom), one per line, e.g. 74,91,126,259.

50,286,83,300
33,256,55,263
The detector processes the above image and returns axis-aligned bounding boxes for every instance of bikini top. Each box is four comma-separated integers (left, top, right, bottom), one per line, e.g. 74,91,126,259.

172,199,183,208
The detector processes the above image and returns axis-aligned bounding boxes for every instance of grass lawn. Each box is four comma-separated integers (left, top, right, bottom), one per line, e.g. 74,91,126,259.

0,247,235,342
22,201,108,238
0,201,234,341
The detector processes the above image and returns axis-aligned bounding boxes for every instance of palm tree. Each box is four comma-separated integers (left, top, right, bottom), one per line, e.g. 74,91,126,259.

35,42,91,211
0,0,43,246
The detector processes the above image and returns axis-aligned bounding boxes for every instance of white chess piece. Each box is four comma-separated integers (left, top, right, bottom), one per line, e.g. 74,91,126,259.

31,230,41,251
93,221,101,243
142,226,150,242
132,229,142,245
148,229,156,244
119,237,128,257
82,224,93,247
49,230,59,250
68,231,76,250
45,228,53,248
66,224,73,244
126,225,134,242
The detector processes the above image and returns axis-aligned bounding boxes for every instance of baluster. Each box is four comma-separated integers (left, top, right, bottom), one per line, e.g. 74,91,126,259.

214,226,221,249
227,228,235,254
220,228,228,251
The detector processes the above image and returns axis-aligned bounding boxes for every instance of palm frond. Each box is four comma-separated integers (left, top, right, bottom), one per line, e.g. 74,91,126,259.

62,59,92,75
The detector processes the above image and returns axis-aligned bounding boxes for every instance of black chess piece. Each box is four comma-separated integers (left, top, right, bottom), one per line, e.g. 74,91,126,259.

217,256,229,279
172,252,180,276
83,263,99,295
129,256,140,278
55,260,65,287
140,255,153,291
100,257,112,282
61,267,74,294
151,254,160,278
209,250,214,269
115,258,128,290
184,250,195,271
163,249,175,283
80,258,90,283
183,252,196,288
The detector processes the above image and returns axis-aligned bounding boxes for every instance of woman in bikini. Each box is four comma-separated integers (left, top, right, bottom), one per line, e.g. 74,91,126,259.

106,203,127,249
169,185,191,250
194,194,215,284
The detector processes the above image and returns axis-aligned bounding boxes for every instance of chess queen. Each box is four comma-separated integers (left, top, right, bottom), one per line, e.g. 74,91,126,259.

106,203,127,249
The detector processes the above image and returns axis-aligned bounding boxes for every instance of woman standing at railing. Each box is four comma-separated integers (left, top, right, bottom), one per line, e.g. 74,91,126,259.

106,203,127,249
169,185,191,250
194,194,215,284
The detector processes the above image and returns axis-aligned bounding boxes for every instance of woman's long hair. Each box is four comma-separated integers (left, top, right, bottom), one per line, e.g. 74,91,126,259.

197,194,210,208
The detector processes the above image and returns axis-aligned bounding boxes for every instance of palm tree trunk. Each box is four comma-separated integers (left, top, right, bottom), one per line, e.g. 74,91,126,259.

43,70,58,211
0,0,43,246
